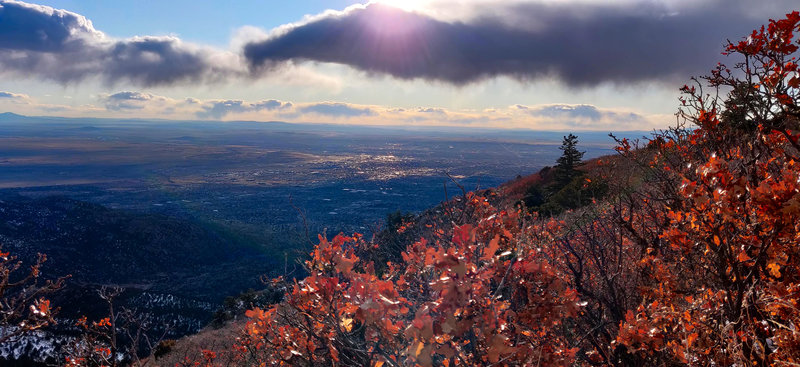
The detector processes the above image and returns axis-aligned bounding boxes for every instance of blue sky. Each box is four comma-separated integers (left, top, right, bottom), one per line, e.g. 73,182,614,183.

0,0,796,130
30,1,363,46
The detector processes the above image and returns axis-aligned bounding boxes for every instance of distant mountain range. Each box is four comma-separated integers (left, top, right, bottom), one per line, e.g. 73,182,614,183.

0,111,650,145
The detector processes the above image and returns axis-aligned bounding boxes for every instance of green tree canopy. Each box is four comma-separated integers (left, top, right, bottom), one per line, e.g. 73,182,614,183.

555,133,584,185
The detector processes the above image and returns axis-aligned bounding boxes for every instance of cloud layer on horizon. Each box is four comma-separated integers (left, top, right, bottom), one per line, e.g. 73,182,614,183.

196,99,294,119
75,90,661,130
298,102,377,117
514,104,646,128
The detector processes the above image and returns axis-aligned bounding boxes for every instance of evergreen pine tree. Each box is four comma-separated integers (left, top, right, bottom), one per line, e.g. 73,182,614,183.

554,133,584,185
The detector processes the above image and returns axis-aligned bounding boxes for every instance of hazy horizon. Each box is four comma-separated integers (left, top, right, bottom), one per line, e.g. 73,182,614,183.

2,0,796,131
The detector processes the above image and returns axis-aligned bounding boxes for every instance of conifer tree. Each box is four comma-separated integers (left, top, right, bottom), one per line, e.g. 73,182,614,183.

554,133,584,185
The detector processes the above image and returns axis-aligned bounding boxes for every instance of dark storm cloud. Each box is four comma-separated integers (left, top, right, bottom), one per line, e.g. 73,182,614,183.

103,38,221,86
197,99,292,119
0,1,238,86
244,1,797,86
298,102,376,117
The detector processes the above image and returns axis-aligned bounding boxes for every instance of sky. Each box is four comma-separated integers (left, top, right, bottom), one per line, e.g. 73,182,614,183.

0,0,796,131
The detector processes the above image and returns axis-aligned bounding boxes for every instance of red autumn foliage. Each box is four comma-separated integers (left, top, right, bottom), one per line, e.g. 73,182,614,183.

614,11,800,365
238,195,583,366
220,12,800,367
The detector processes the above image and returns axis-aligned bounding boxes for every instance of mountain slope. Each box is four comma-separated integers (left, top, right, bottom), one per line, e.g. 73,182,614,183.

0,195,276,299
0,195,281,363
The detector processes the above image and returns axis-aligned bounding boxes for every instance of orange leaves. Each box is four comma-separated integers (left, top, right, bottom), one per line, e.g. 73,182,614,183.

309,233,361,276
339,316,354,332
92,346,111,357
95,317,111,328
240,231,419,365
75,316,88,329
736,251,752,263
481,234,500,262
629,15,800,360
29,299,51,318
617,309,667,354
767,262,782,278
201,349,217,363
486,334,515,363
406,341,433,366
234,193,586,366
777,93,794,106
696,109,720,129
243,308,263,320
650,138,800,361
686,332,699,348
727,11,800,56
615,137,632,153
451,223,475,246
789,75,800,88
334,254,357,274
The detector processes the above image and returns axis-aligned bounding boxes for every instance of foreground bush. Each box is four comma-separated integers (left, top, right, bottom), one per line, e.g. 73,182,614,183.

239,198,583,366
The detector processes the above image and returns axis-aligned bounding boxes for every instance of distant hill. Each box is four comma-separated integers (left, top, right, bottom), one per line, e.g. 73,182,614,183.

0,112,27,122
0,195,276,300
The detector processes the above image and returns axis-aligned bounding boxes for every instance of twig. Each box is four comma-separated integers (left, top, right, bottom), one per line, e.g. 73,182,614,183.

288,194,315,249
